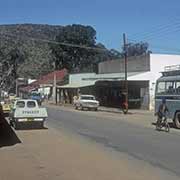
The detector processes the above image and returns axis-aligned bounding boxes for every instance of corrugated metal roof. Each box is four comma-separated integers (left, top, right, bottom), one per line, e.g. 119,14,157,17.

36,68,68,85
20,69,67,92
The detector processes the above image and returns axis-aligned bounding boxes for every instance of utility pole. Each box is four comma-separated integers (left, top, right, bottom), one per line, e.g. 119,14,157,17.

12,58,17,95
123,33,128,113
16,79,18,97
53,62,57,104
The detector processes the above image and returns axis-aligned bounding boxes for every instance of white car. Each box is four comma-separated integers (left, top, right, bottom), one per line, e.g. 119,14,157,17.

9,99,48,129
74,95,99,111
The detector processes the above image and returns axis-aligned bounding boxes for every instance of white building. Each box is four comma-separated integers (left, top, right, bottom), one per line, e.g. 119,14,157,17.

58,53,180,110
127,54,180,109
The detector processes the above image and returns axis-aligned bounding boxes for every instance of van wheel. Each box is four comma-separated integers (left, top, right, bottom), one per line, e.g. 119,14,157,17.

174,112,180,129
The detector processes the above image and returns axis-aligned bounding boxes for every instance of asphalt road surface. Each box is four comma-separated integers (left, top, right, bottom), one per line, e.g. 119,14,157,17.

47,106,180,178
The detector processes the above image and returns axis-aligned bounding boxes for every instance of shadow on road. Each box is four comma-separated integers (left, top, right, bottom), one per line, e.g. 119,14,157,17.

15,122,48,131
0,120,21,148
152,122,175,129
98,109,133,115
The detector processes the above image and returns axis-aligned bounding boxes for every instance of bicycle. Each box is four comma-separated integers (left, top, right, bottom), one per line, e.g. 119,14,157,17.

156,115,170,132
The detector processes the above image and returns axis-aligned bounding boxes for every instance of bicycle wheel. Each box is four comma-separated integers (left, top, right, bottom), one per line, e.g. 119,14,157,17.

156,120,161,131
122,107,128,114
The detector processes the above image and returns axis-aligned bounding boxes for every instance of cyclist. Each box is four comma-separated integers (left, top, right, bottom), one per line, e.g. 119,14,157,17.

157,98,169,123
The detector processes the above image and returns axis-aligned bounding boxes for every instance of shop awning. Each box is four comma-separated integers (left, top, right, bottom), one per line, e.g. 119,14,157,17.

57,83,95,89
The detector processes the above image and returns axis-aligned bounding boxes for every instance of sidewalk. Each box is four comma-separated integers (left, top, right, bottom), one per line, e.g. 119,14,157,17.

98,106,153,116
45,101,153,116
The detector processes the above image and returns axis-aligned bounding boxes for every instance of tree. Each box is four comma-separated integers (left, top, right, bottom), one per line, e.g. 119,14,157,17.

0,48,26,93
50,24,97,72
50,24,122,73
124,42,149,57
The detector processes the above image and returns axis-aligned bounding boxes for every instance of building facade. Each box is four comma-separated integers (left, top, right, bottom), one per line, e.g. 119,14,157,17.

59,53,180,110
99,53,180,109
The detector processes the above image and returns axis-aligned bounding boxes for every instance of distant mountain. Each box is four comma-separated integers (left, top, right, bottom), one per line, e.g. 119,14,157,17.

0,24,63,78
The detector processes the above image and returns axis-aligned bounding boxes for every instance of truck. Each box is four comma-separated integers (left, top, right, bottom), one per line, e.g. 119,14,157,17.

29,91,42,106
9,99,48,129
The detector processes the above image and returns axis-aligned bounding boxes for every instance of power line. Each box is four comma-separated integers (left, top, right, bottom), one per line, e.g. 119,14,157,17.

129,24,180,43
138,26,180,41
0,31,109,53
131,22,180,40
128,15,180,44
127,38,180,54
130,16,180,39
0,29,180,55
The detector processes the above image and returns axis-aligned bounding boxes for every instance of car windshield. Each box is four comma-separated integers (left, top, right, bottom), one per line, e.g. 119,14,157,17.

81,96,95,100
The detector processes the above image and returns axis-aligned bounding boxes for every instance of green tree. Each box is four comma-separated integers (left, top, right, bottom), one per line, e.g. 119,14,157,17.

124,42,149,57
51,25,123,73
1,48,26,92
50,24,97,72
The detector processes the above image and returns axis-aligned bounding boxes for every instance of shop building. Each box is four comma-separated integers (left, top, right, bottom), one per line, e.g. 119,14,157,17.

58,53,180,110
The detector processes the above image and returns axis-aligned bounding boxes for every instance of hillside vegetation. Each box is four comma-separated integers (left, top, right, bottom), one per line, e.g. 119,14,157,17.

0,24,64,79
0,24,122,79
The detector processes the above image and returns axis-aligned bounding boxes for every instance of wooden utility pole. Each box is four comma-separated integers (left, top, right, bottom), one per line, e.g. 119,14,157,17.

53,62,57,104
123,33,128,112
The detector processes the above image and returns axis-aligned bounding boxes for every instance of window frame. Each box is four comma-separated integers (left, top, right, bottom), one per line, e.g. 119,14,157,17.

27,101,36,108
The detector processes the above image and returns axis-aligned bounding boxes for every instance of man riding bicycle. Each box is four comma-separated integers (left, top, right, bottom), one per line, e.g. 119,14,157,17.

156,98,170,132
157,98,169,121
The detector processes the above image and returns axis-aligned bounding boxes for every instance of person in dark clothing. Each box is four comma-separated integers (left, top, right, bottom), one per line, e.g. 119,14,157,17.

157,98,169,122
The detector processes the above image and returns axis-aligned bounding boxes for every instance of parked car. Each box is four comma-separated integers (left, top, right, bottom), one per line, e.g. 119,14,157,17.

2,102,11,117
9,99,48,129
73,95,99,111
9,93,16,101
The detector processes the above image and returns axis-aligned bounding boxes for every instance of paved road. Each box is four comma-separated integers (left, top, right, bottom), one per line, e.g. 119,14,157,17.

47,106,180,177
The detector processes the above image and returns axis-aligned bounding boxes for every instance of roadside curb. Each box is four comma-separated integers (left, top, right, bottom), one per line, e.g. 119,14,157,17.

44,102,153,116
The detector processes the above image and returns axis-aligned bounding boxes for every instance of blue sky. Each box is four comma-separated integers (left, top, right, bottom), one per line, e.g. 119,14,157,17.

0,0,180,54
